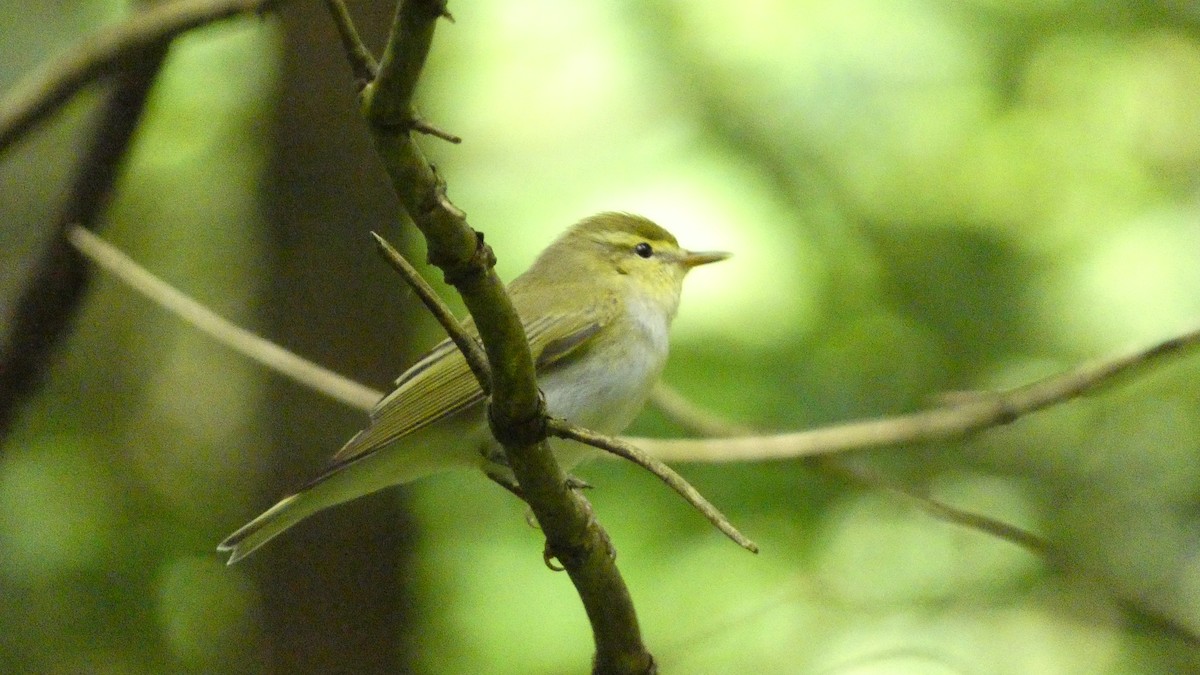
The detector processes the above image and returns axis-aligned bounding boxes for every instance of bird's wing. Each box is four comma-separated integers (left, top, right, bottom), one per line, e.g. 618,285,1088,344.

329,289,618,466
520,283,620,372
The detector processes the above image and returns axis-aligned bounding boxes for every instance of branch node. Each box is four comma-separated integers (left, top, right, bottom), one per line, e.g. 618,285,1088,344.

544,502,616,572
428,167,467,218
429,226,495,287
488,390,548,449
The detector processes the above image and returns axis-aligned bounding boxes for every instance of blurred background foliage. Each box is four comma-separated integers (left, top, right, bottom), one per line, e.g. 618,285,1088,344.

2,0,1200,673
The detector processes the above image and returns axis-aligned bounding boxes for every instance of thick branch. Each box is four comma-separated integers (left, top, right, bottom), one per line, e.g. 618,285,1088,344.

633,327,1200,462
0,0,280,156
352,2,653,672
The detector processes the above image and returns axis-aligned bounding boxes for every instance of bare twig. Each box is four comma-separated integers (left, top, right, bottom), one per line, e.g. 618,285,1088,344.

410,117,462,143
648,383,755,437
0,0,281,155
322,0,378,81
648,384,1052,556
370,231,489,391
819,460,1052,556
67,225,381,412
632,327,1200,462
646,387,1200,646
548,419,758,553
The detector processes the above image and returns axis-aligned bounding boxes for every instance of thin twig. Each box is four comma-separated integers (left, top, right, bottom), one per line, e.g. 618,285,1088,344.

633,328,1200,462
0,0,281,156
410,117,462,143
548,419,759,554
67,225,381,412
645,385,1200,648
648,384,1052,556
370,231,489,392
648,383,755,437
322,0,378,81
819,460,1052,556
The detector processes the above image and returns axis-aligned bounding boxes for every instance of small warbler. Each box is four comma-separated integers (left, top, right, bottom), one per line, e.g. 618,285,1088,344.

218,212,728,563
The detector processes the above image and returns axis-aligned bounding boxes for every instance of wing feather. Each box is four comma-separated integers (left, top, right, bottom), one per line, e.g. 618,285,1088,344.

329,287,618,466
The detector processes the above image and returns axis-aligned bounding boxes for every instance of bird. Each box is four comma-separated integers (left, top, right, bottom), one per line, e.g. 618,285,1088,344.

218,212,729,563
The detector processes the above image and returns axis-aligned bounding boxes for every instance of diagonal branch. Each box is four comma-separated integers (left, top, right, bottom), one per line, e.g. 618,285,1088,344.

370,231,490,392
632,327,1200,462
648,383,1051,556
322,0,378,82
0,0,283,156
646,388,1200,645
348,2,654,672
818,459,1052,556
66,225,381,412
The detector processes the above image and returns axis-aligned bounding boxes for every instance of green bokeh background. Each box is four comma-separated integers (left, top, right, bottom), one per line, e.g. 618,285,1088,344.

3,1,1200,673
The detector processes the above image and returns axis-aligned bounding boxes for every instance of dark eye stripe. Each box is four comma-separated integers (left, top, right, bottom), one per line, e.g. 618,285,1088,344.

634,242,653,258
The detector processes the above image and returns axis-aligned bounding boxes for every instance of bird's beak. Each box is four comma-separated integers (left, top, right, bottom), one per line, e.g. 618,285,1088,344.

681,249,732,269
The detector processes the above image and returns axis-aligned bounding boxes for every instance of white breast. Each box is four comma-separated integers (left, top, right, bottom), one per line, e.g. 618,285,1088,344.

540,294,672,439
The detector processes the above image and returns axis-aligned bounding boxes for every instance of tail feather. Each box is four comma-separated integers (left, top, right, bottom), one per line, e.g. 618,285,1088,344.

218,493,313,565
218,431,471,564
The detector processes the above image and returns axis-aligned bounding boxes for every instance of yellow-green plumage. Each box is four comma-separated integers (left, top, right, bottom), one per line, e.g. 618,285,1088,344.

218,213,728,563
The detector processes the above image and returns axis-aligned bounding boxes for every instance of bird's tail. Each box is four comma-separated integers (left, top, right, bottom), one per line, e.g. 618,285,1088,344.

218,437,456,564
218,492,314,565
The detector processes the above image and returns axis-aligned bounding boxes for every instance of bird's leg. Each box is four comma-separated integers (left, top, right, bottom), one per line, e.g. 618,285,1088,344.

480,444,592,492
480,446,611,568
540,490,617,570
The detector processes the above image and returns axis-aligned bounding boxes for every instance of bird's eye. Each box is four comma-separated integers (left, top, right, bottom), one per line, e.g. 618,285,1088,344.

634,242,653,258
